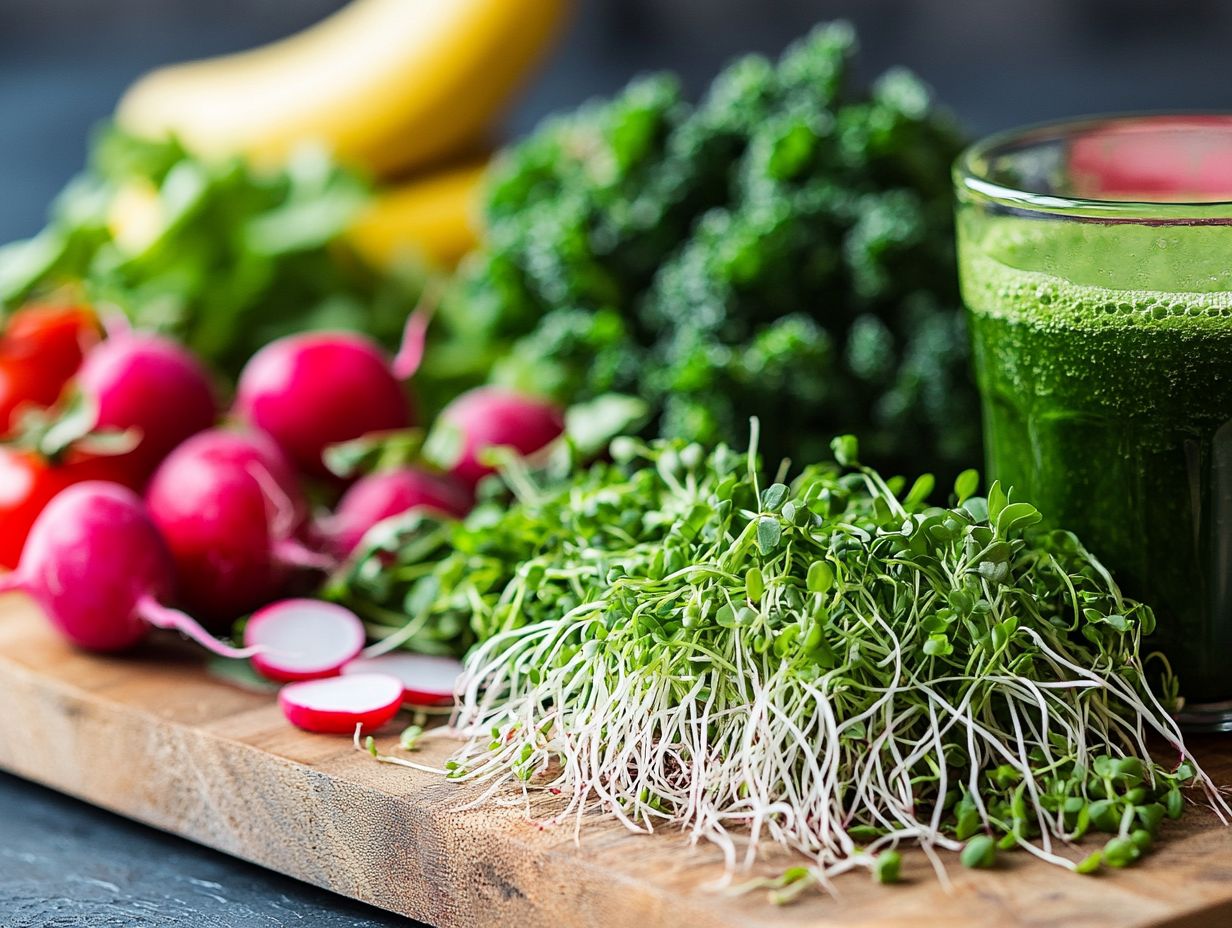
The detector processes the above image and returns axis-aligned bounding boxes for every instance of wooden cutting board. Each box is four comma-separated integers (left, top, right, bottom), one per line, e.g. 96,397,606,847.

2,592,1232,928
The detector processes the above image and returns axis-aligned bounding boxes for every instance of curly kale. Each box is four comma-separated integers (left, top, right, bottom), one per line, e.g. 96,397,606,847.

438,22,978,474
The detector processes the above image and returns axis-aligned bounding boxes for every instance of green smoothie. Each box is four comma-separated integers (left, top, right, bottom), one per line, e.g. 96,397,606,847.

958,213,1232,708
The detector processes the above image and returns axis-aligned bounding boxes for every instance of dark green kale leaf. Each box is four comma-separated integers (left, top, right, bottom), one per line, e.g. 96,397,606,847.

440,22,977,475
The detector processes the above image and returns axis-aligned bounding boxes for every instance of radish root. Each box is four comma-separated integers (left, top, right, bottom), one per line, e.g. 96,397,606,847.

136,595,261,659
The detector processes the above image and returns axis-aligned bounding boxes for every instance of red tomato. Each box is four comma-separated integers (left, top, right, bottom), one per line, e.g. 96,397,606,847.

0,304,98,436
0,448,139,569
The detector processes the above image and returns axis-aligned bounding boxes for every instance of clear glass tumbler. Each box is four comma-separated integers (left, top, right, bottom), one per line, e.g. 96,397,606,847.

955,115,1232,730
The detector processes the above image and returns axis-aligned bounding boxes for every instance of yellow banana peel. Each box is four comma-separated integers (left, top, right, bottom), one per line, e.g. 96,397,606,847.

349,158,489,271
116,0,570,178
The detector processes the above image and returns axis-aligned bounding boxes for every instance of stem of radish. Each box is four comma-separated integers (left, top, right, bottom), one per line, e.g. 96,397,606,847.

136,595,262,659
391,294,436,381
272,539,336,572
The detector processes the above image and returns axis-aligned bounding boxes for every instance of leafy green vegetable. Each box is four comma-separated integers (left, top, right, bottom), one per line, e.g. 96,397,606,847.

325,508,472,656
344,428,1223,888
0,129,421,378
439,22,976,474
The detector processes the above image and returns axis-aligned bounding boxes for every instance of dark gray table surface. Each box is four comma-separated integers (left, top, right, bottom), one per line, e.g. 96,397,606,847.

4,2,1232,926
0,771,417,928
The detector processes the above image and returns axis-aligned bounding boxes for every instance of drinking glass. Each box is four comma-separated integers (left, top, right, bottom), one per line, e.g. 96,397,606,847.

955,115,1232,729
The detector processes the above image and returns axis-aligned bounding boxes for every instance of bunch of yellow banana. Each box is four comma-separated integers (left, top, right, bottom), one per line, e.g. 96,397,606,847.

116,0,571,268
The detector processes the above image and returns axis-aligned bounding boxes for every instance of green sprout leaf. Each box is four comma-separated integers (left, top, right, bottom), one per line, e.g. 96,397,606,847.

872,850,902,884
954,468,979,503
756,516,783,554
960,835,997,869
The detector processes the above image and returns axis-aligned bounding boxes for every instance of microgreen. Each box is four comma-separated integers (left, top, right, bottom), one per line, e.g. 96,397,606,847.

361,427,1226,892
399,724,425,751
960,835,997,869
872,850,902,884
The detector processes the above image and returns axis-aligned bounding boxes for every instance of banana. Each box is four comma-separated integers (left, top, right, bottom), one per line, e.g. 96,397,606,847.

116,0,570,178
348,157,489,271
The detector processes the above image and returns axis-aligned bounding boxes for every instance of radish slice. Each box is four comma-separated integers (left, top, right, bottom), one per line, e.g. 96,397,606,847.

342,652,463,705
278,673,403,734
245,599,365,683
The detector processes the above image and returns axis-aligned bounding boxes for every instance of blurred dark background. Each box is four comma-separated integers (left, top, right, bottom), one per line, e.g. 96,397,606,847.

2,0,1231,243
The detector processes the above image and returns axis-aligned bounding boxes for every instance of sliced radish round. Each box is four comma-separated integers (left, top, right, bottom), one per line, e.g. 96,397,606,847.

245,599,365,683
342,653,463,705
278,673,403,734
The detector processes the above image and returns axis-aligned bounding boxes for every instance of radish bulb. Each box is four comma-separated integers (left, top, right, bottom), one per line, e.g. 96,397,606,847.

325,467,472,557
342,653,462,706
245,599,365,683
146,428,328,623
234,310,431,479
0,481,255,657
433,387,565,490
279,673,404,734
77,329,217,478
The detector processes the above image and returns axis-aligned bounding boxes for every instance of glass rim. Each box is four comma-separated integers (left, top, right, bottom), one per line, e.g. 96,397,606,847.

954,112,1232,222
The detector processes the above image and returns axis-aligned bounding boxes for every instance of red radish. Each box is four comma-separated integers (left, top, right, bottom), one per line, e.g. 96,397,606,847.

434,387,565,490
279,673,404,734
244,599,365,683
145,428,327,623
342,652,463,706
76,329,217,477
166,427,303,524
0,481,256,657
234,313,432,478
325,467,472,557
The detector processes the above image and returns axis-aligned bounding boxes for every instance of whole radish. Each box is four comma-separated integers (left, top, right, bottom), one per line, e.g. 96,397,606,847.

434,387,565,490
234,310,430,478
145,428,328,623
0,481,256,657
325,467,472,557
76,328,217,478
172,427,304,525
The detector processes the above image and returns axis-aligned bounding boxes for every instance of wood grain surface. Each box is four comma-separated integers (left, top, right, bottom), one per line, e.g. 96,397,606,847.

2,592,1231,928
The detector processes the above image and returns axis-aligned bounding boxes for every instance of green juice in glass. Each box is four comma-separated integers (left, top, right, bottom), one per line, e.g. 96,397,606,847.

956,116,1232,724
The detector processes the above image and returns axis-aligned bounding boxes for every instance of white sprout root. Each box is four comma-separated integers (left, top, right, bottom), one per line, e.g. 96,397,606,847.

445,597,1229,895
361,434,1232,898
